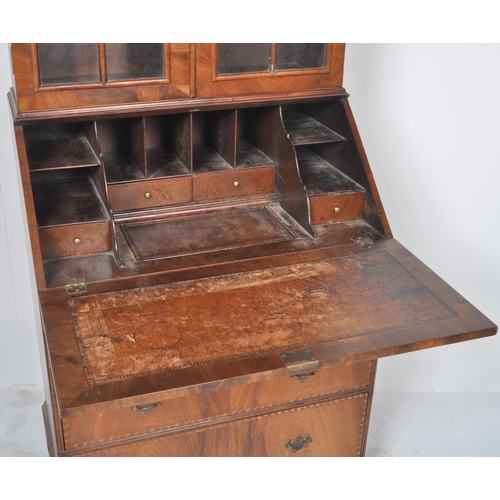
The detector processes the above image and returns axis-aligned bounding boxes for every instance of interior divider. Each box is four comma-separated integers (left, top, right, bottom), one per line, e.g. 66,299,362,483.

244,106,313,236
145,114,192,177
94,120,123,266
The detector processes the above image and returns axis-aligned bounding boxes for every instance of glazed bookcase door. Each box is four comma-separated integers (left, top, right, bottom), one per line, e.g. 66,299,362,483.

195,43,345,98
11,43,191,112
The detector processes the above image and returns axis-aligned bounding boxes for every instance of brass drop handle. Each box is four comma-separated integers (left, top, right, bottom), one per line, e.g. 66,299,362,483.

233,181,240,187
131,401,161,416
144,192,152,199
74,238,81,245
285,435,312,454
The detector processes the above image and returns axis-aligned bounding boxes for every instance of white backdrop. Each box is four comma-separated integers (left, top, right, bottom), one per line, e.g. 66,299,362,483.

0,43,498,393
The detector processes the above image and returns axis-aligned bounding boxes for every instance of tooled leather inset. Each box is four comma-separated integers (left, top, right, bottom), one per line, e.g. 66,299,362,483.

68,252,455,386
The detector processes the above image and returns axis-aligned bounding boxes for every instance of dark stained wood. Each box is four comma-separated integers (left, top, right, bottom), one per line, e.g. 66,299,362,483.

102,152,145,183
25,123,100,171
69,395,370,457
61,361,373,450
193,166,275,201
11,43,191,112
122,206,294,260
235,139,274,169
145,114,192,177
295,147,366,224
301,99,392,237
195,43,346,98
98,118,146,182
42,219,382,288
309,192,365,225
282,106,345,145
30,168,112,259
39,221,112,260
192,144,232,172
210,110,237,167
342,99,392,237
297,147,365,196
31,169,109,227
13,125,46,288
13,87,350,126
38,238,495,411
146,149,191,178
9,44,496,458
245,106,313,235
107,176,192,213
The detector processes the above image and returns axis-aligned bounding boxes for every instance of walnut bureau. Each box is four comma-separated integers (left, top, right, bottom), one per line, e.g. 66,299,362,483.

7,43,497,457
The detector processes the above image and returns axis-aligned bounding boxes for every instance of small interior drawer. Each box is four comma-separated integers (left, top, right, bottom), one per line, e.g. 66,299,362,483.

309,191,366,225
62,360,373,451
193,166,275,201
73,392,370,457
38,221,112,260
108,176,192,212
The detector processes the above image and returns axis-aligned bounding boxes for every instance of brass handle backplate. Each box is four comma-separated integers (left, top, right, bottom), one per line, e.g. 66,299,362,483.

131,401,161,416
285,435,312,454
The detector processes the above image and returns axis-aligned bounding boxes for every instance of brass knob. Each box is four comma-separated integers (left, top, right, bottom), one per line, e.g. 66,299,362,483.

74,238,81,245
145,192,152,199
334,206,341,213
233,181,240,187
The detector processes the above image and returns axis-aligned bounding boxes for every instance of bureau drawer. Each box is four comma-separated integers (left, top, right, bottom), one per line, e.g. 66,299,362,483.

74,393,370,457
309,191,366,225
62,360,373,450
193,166,275,201
39,221,112,260
108,176,192,212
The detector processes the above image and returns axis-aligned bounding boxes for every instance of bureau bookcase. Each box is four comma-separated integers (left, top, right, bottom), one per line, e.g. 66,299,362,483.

8,43,496,456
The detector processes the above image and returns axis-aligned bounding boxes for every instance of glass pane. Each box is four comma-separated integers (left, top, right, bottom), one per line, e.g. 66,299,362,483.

218,44,271,75
37,44,100,86
275,43,327,71
106,44,165,81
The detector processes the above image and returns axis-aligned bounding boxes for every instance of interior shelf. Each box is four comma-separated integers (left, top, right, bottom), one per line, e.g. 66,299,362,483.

236,139,274,169
147,149,191,178
103,152,145,184
25,128,100,171
297,148,365,197
193,144,233,173
31,169,109,227
282,107,345,145
145,115,192,177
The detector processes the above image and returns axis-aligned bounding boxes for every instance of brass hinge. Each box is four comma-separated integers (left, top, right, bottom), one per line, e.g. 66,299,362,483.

279,348,320,383
65,277,87,294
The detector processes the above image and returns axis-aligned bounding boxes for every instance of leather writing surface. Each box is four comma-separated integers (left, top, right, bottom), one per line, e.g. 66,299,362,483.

68,251,454,384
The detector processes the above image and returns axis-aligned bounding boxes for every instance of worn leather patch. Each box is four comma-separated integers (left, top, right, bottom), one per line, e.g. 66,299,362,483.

68,252,455,384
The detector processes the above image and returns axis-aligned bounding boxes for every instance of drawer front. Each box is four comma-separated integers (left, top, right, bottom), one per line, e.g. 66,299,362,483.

193,166,275,201
108,177,192,212
75,393,369,457
310,191,365,225
39,221,111,260
62,361,373,450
